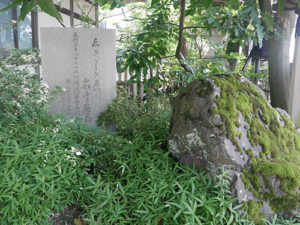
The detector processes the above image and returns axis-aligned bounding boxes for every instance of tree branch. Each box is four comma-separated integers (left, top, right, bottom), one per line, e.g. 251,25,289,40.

183,25,206,29
175,0,193,74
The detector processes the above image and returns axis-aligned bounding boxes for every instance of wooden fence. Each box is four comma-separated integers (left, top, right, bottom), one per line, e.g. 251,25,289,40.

117,69,145,99
116,67,180,98
116,68,271,101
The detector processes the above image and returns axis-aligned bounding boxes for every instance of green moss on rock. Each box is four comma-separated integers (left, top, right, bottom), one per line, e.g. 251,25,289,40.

243,200,265,225
197,80,214,97
209,74,300,223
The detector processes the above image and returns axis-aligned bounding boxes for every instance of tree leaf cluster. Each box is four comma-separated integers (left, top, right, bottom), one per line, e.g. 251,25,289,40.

117,0,177,82
0,0,62,21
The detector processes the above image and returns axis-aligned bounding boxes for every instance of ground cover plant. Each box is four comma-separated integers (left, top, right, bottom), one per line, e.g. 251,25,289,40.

1,50,300,224
0,117,100,224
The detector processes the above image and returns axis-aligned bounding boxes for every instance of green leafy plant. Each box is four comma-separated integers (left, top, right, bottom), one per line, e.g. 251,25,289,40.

98,88,171,145
264,213,300,225
0,0,62,21
0,116,96,224
0,49,50,125
83,134,253,225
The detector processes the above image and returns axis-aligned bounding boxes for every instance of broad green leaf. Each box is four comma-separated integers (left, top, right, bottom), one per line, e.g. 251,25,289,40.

208,16,214,24
185,8,196,16
203,0,212,8
36,0,63,21
173,0,179,9
0,0,22,13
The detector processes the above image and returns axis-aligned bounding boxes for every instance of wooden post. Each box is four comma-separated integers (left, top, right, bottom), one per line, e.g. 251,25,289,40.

31,1,39,49
150,68,153,78
70,0,74,27
95,3,99,29
12,7,19,49
155,66,159,89
31,0,40,79
163,82,166,93
171,80,174,93
132,83,137,98
140,82,144,99
124,69,128,81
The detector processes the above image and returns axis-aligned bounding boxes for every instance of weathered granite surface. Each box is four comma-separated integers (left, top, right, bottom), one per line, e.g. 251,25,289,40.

168,74,300,223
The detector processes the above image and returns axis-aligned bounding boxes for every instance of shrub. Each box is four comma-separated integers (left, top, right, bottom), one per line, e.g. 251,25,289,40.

97,88,171,145
0,49,50,125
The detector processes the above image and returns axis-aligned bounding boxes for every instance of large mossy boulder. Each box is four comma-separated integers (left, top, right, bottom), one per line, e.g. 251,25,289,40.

168,74,300,223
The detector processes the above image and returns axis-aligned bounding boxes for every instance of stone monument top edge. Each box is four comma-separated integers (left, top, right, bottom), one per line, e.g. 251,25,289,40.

40,27,116,33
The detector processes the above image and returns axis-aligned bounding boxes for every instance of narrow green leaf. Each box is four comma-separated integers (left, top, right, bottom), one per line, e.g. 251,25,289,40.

36,0,63,21
19,0,35,21
0,0,22,13
173,209,183,220
278,0,285,15
151,0,159,8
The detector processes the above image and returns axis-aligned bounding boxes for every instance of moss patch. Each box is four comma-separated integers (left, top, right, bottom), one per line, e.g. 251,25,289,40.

209,74,300,222
243,200,265,225
197,79,214,97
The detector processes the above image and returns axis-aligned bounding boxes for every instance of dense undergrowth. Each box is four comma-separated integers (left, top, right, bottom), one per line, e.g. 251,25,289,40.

0,50,299,224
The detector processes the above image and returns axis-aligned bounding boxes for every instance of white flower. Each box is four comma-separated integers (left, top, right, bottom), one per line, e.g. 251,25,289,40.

52,128,59,133
70,146,76,153
75,151,81,156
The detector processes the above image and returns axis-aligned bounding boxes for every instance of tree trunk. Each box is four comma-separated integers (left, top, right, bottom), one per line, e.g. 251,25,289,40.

268,10,297,110
176,0,193,74
181,38,189,58
226,34,240,71
288,35,300,128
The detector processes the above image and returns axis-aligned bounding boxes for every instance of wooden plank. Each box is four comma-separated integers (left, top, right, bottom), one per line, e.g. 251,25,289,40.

117,81,131,85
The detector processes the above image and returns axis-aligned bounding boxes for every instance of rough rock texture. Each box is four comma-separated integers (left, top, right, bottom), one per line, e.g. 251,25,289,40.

168,74,300,224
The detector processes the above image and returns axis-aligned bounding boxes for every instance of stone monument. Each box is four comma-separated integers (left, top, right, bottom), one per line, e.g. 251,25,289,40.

40,28,116,126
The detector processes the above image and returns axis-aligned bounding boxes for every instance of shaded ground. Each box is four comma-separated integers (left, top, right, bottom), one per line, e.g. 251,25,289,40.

50,205,87,225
